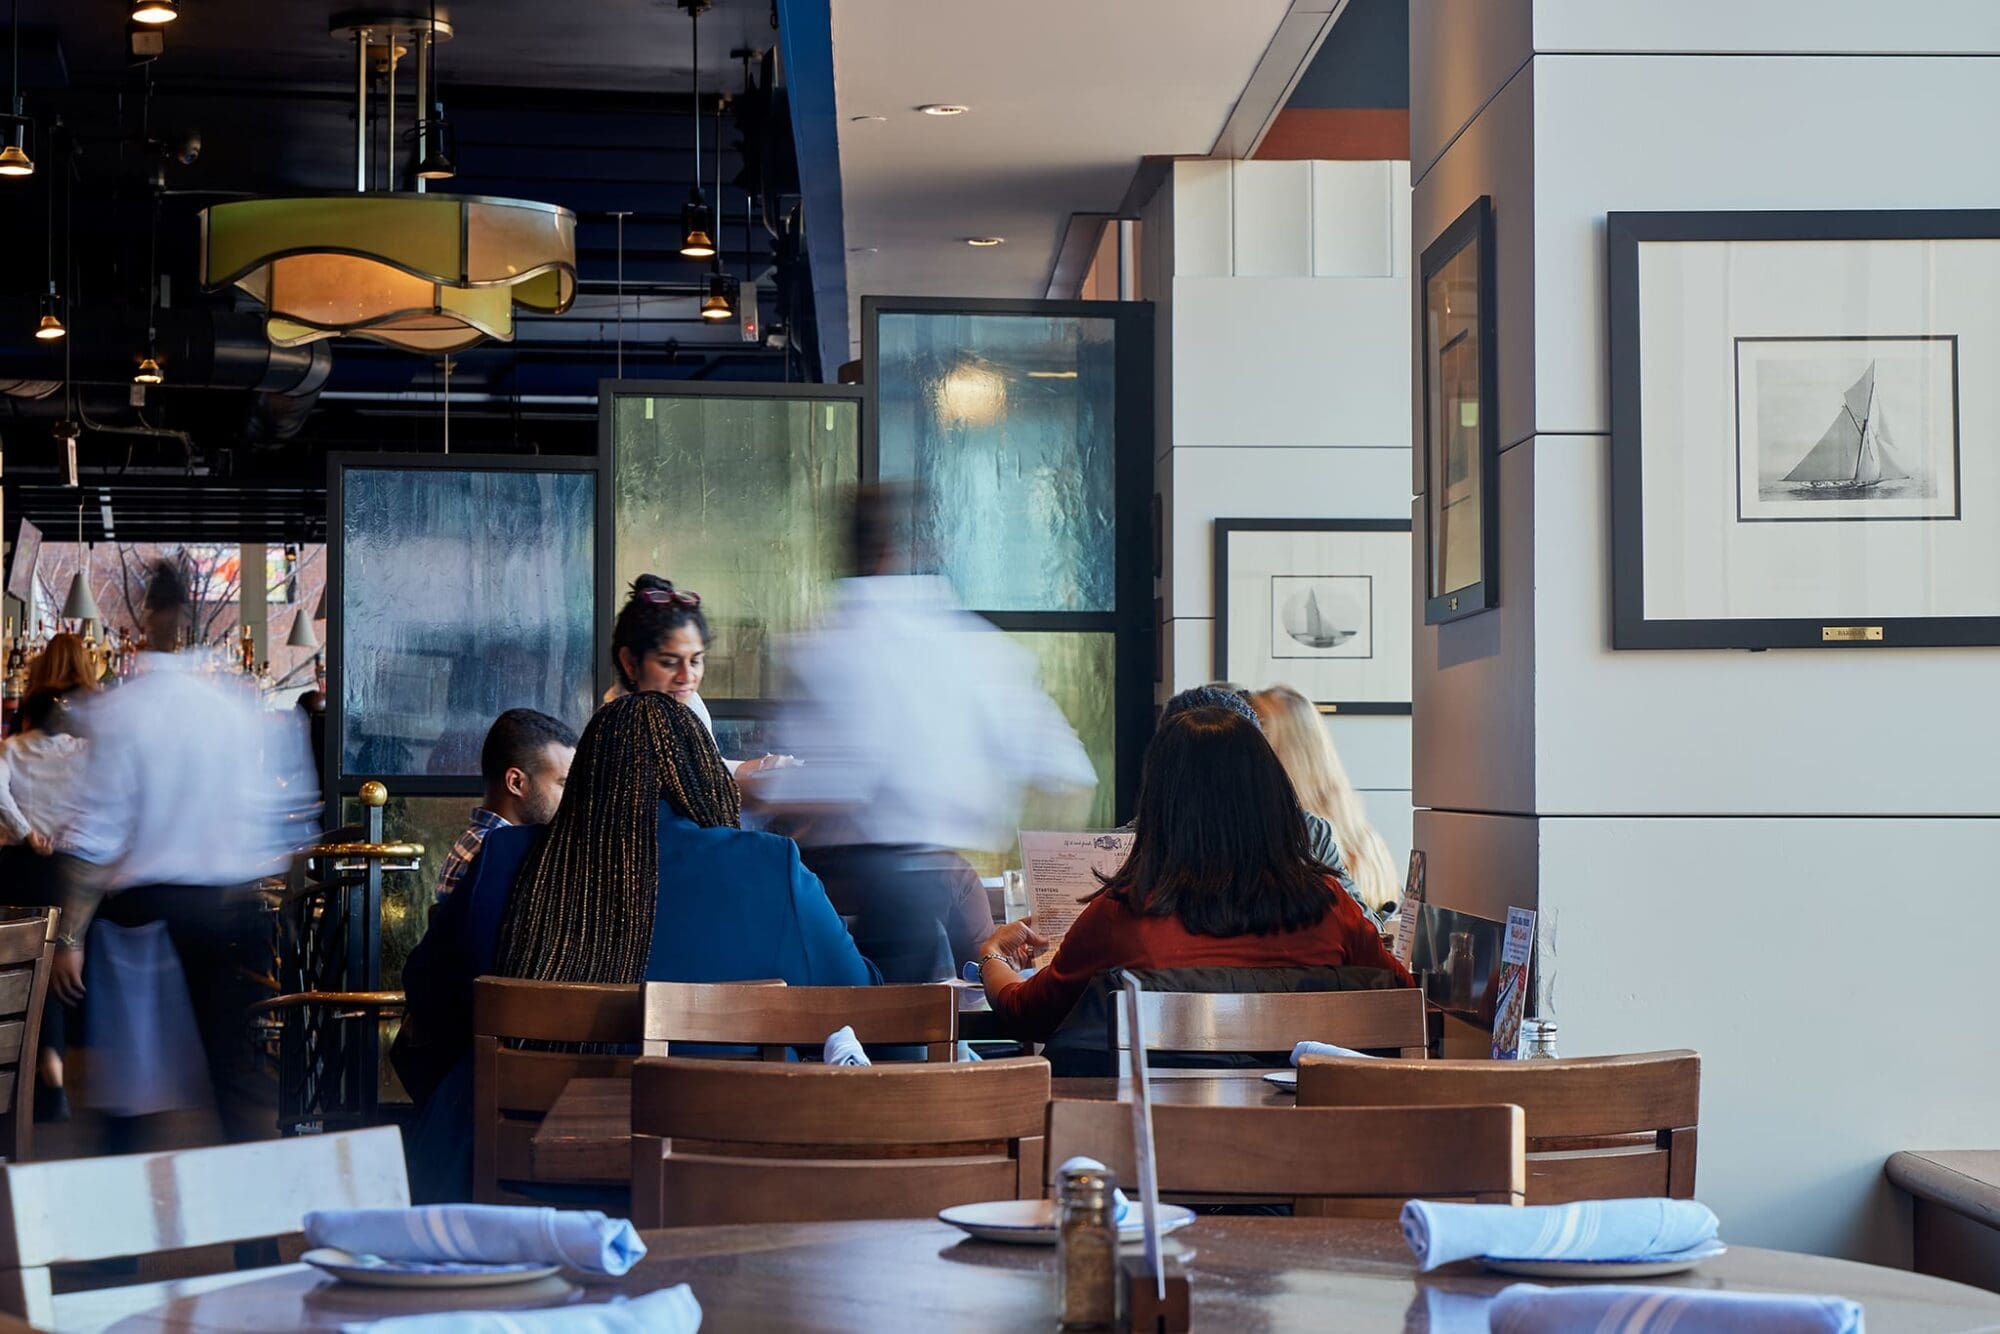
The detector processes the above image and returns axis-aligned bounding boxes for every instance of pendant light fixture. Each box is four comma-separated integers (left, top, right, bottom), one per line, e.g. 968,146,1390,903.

131,0,178,23
63,500,98,624
285,607,319,650
0,0,32,179
697,82,732,321
677,0,716,259
198,11,575,353
33,125,62,339
413,0,454,182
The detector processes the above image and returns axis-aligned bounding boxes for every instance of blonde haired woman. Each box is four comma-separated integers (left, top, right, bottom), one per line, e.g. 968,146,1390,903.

1248,684,1400,913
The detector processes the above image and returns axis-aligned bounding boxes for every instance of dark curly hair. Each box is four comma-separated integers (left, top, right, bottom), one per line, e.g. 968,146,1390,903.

610,574,710,692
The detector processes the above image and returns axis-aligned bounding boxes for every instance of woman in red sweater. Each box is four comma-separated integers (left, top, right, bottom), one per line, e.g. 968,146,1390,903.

975,706,1412,1044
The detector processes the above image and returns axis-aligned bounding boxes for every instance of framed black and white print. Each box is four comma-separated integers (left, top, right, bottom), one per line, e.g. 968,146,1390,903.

1213,519,1412,714
1609,210,2000,649
1420,196,1499,625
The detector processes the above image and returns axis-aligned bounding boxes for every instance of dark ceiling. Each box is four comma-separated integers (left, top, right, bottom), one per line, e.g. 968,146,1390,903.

0,0,829,543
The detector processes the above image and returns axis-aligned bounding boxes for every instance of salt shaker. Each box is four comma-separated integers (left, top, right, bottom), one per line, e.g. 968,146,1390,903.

1057,1163,1122,1330
1521,1016,1560,1060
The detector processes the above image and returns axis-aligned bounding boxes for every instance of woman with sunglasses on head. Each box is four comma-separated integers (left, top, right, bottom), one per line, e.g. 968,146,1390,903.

605,574,790,780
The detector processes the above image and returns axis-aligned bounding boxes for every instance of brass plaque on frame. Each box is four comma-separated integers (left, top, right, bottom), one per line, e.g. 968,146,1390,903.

1821,626,1884,643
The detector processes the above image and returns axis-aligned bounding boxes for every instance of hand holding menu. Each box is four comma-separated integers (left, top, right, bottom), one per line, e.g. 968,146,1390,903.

1018,830,1136,954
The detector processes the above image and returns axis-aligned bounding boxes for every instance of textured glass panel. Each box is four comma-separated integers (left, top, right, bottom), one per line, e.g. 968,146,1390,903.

875,312,1117,612
340,468,595,780
960,630,1117,878
613,394,858,701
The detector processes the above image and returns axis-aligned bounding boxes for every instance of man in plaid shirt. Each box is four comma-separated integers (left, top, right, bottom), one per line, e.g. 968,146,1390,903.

434,709,577,900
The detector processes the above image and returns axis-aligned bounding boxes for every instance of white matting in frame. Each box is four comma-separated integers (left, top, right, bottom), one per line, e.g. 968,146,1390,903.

1214,520,1411,714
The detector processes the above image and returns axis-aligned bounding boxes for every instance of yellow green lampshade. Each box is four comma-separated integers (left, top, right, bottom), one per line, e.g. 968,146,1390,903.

198,194,577,353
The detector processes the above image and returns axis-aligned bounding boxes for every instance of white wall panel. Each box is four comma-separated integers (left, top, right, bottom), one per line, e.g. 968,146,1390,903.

1328,713,1412,791
1232,160,1314,277
1389,159,1413,279
1160,615,1215,698
1533,0,2000,54
1359,790,1414,881
1543,815,2000,1263
1171,276,1411,450
1167,445,1413,620
1171,160,1233,278
1311,161,1396,278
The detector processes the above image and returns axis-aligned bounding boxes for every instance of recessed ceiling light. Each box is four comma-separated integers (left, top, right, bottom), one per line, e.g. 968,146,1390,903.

1026,370,1078,379
849,114,887,123
917,104,969,116
848,246,878,254
965,236,1004,247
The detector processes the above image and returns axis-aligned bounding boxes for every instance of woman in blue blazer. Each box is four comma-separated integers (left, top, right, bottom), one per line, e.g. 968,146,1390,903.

395,692,876,1200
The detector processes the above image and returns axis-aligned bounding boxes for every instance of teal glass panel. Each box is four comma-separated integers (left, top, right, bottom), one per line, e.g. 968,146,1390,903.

340,468,595,780
875,312,1117,612
612,394,859,701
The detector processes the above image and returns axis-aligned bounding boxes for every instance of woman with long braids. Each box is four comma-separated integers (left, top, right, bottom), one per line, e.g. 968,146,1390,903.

394,692,875,1200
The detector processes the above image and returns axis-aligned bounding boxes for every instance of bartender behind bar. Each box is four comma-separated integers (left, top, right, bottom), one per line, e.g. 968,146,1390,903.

753,484,1097,980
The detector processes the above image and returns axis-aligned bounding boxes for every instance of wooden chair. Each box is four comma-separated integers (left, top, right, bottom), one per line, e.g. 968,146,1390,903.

628,1055,1050,1228
1112,986,1429,1069
641,980,959,1061
0,911,54,1165
0,1126,407,1330
472,977,643,1205
1046,1099,1525,1211
1296,1049,1701,1203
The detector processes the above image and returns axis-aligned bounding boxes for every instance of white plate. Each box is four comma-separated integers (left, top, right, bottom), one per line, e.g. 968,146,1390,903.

1478,1240,1728,1280
1263,1070,1298,1091
301,1247,563,1289
937,1200,1198,1247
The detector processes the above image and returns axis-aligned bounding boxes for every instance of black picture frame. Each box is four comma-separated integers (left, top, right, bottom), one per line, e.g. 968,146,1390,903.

1608,208,2000,650
862,294,1155,823
595,378,866,728
1419,196,1499,626
1212,517,1413,715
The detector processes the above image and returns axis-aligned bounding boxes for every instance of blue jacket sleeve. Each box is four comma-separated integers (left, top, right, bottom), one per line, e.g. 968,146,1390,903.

787,842,881,986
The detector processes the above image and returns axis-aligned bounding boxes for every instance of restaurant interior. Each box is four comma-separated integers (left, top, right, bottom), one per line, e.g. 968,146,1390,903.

0,1,1994,1330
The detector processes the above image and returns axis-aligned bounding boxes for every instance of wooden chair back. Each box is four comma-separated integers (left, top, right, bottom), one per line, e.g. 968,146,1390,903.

1296,1049,1701,1203
629,1055,1050,1227
0,912,52,1166
641,981,959,1061
0,1126,408,1329
1111,986,1429,1065
472,977,643,1204
1046,1099,1524,1210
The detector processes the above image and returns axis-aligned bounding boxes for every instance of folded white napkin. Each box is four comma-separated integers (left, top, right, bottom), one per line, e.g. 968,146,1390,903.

1057,1155,1131,1222
343,1285,702,1334
1490,1283,1861,1334
823,1025,871,1066
1401,1198,1720,1272
303,1206,646,1277
1290,1040,1377,1066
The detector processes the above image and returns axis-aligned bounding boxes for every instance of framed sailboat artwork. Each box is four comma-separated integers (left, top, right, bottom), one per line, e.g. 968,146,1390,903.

1212,519,1412,714
1609,209,2000,649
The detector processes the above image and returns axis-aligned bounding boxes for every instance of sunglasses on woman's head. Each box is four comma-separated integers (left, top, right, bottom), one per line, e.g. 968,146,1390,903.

638,588,702,608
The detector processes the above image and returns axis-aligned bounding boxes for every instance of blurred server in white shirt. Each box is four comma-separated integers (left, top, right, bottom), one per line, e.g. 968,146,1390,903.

755,485,1097,980
55,561,319,1143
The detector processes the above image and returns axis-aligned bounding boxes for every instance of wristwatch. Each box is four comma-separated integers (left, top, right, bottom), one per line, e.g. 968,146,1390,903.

978,951,1014,969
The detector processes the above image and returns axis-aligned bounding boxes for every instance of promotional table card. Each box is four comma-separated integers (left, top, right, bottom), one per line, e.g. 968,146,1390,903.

1491,906,1537,1060
1392,850,1426,970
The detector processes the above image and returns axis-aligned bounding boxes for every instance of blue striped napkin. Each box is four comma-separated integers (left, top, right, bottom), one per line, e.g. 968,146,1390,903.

1402,1198,1719,1271
304,1206,646,1276
1490,1283,1862,1333
342,1285,702,1333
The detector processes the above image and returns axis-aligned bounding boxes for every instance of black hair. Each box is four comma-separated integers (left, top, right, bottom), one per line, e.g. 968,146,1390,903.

1094,706,1335,938
144,559,189,612
480,708,580,787
848,481,918,577
17,689,61,733
610,574,710,692
1160,684,1260,731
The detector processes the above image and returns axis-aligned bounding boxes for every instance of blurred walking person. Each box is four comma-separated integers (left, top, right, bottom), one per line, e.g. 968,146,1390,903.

53,561,319,1144
758,484,1097,980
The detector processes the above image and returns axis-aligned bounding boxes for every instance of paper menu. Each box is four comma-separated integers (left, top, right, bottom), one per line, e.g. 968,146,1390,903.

1490,905,1537,1060
1018,830,1135,948
1391,850,1426,970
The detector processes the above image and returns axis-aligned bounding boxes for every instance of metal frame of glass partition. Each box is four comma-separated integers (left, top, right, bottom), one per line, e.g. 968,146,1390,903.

860,295,1156,822
594,378,866,737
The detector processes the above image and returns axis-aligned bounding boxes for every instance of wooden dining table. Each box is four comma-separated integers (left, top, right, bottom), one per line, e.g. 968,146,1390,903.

529,1071,1295,1184
89,1216,2000,1332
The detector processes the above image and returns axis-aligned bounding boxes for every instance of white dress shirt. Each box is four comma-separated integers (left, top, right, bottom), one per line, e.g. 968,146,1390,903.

0,731,89,849
66,650,321,890
760,576,1098,852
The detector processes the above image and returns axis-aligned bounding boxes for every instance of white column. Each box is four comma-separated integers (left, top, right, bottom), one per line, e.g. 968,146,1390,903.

1412,0,2000,1262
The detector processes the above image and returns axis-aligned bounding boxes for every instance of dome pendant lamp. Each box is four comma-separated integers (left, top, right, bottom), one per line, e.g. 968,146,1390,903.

0,0,33,179
197,11,575,354
677,0,716,259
